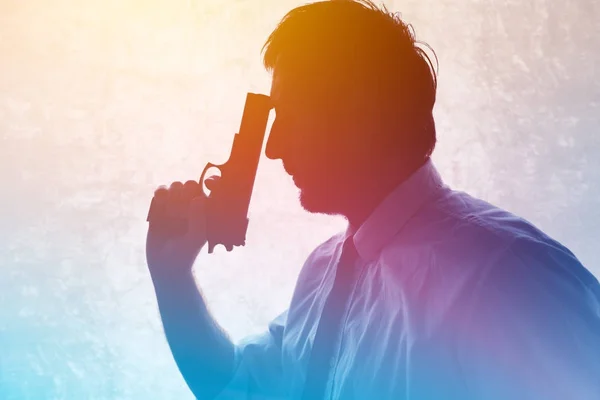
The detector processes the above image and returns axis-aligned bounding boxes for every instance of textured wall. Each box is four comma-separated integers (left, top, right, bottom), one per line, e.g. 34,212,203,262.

1,0,598,398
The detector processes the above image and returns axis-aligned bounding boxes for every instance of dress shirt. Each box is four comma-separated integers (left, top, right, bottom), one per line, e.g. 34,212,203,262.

301,235,360,400
214,159,600,400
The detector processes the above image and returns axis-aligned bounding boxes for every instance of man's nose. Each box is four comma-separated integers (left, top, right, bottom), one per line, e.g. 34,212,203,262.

264,117,287,161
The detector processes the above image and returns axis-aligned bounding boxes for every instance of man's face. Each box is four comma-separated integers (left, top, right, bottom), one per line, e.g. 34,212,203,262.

265,59,374,216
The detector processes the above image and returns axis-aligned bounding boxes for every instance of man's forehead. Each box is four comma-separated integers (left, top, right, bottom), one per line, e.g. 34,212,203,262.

268,55,354,116
271,54,323,93
269,57,301,106
269,67,283,103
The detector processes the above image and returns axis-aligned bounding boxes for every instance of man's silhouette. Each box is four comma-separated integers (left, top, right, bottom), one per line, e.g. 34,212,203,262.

145,1,600,399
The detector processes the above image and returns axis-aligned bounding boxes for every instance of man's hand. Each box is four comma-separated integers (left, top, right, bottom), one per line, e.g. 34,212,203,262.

146,176,220,278
145,177,236,400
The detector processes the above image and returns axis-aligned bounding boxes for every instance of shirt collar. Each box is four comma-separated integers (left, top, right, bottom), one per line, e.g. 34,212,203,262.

350,158,446,262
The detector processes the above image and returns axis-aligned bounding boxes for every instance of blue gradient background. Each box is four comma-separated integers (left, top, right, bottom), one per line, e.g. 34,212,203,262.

1,0,598,398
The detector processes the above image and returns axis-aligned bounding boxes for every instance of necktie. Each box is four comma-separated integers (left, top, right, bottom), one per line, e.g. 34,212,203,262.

301,235,359,400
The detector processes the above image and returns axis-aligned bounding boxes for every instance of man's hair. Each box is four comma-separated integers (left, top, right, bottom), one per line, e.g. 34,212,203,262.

261,0,438,161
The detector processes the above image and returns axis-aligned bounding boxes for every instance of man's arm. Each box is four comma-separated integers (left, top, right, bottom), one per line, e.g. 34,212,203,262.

151,270,236,400
152,269,289,400
146,177,288,399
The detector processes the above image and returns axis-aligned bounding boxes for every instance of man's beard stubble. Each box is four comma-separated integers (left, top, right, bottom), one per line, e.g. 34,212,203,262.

296,171,348,217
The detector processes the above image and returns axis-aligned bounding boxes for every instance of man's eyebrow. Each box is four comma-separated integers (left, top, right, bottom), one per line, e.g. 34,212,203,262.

270,94,298,115
271,99,285,114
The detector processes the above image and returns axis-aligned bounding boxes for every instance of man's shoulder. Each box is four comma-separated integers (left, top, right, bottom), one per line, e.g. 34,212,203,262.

487,235,600,299
390,189,600,335
442,190,596,294
390,188,596,289
408,188,563,251
435,191,590,273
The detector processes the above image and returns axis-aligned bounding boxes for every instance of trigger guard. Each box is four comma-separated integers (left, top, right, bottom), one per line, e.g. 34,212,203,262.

199,162,223,198
207,242,232,254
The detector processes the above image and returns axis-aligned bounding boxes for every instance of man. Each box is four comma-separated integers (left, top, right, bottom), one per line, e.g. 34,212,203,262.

145,1,600,399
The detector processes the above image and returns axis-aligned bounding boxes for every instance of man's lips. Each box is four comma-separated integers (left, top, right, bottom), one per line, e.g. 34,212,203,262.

283,164,294,177
283,164,302,187
291,172,300,186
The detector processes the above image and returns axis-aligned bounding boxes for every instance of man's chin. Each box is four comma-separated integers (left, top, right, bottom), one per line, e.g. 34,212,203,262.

297,187,339,216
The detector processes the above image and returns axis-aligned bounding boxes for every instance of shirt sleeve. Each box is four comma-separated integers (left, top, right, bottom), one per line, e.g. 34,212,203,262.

458,240,600,400
213,310,288,400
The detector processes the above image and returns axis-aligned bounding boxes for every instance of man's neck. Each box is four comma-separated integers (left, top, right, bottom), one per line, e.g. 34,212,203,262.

345,157,427,232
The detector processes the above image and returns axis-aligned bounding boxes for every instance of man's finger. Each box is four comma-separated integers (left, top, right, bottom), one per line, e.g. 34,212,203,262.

183,180,204,202
204,175,221,192
154,185,169,199
147,185,169,223
167,181,185,218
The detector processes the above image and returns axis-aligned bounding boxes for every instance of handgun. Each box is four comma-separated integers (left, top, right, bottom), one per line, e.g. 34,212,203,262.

147,92,273,254
200,92,272,253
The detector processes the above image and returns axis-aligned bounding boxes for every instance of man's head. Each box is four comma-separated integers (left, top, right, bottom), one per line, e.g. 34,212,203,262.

263,0,438,222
